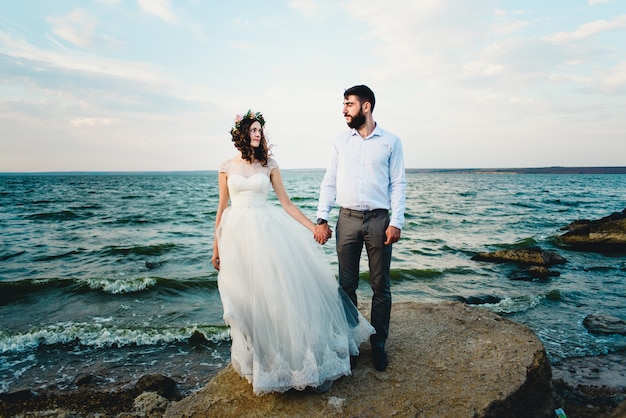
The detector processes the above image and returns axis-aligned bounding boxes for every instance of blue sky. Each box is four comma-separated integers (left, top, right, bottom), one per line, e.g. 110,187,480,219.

1,0,624,172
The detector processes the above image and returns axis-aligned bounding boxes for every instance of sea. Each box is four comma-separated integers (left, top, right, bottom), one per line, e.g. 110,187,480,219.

1,170,625,397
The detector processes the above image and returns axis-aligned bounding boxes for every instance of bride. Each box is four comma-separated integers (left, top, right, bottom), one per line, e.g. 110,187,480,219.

212,110,374,395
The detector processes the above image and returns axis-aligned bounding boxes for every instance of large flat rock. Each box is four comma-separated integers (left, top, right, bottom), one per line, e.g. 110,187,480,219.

164,301,552,418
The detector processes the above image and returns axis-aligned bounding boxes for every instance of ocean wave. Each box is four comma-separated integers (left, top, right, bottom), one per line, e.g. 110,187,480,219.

479,294,544,314
543,198,580,208
78,276,159,294
390,267,479,281
390,268,443,280
0,323,230,353
33,249,84,262
101,243,177,256
0,278,73,303
0,250,26,261
492,238,538,249
104,216,161,225
69,203,104,210
0,276,218,301
511,201,540,209
408,247,445,257
24,210,82,221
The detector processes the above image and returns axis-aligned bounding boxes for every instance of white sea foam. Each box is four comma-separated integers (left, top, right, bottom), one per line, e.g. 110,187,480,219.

78,277,158,294
480,294,544,314
0,323,230,353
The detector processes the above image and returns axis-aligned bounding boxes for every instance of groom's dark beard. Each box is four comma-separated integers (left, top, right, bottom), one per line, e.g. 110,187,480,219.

347,108,366,129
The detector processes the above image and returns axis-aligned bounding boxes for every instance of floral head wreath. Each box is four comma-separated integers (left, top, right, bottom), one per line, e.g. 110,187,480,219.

230,109,265,137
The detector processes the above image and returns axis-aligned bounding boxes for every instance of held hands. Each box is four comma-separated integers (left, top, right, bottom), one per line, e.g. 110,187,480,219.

314,224,398,245
314,223,333,245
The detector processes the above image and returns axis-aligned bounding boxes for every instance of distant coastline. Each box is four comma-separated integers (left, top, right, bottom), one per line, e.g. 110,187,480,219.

406,166,626,174
1,166,626,175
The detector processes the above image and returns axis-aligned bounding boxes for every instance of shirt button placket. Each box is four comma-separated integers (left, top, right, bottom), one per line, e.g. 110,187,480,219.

359,139,365,210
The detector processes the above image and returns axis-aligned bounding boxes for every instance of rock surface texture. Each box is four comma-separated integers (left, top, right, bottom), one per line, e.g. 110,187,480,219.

559,208,626,252
471,246,566,266
164,301,553,418
583,313,626,336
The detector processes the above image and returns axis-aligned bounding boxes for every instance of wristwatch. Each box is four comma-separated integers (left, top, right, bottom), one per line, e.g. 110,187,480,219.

316,218,327,225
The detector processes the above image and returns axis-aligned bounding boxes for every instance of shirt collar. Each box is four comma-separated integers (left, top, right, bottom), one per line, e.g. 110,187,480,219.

350,123,381,140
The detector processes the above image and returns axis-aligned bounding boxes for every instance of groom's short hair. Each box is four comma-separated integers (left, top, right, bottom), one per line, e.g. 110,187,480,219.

344,85,376,111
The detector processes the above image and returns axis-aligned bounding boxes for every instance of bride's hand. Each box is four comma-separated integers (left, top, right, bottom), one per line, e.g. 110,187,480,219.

314,224,332,244
212,254,220,270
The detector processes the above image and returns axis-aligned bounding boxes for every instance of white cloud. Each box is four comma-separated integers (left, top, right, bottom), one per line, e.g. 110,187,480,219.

347,0,482,49
492,8,537,35
463,61,506,77
136,0,179,24
70,117,118,127
546,14,626,43
44,9,124,50
494,20,533,35
589,0,614,5
288,0,320,18
549,73,593,84
343,0,498,84
288,0,343,21
597,61,626,93
46,9,97,47
0,31,171,86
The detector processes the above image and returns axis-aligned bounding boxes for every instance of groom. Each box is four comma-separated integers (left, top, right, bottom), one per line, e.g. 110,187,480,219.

314,85,406,371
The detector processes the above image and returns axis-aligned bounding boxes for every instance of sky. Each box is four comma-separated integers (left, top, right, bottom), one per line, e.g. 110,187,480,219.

0,0,625,172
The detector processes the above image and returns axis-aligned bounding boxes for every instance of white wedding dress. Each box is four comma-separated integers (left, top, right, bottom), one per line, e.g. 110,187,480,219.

216,157,374,395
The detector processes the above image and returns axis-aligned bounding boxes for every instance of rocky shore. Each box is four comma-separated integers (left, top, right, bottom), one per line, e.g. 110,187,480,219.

3,301,625,418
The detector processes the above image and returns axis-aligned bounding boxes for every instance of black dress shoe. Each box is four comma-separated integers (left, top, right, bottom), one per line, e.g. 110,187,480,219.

350,355,359,369
371,343,388,371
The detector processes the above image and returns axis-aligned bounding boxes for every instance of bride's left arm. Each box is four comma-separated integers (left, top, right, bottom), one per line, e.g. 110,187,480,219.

270,167,316,233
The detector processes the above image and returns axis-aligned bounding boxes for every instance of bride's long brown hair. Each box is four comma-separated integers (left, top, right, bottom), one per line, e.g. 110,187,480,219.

230,116,270,167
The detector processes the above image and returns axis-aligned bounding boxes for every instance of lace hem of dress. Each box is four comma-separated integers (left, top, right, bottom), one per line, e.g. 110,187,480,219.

231,316,374,395
246,339,350,395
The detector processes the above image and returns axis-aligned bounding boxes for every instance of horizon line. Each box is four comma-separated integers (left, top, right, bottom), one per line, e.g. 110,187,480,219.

2,165,626,175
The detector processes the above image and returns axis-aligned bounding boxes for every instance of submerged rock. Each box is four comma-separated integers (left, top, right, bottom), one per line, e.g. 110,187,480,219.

471,246,567,266
510,266,561,282
134,374,178,399
456,294,502,305
163,301,553,418
0,389,36,403
145,261,164,270
583,313,626,335
559,209,626,252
